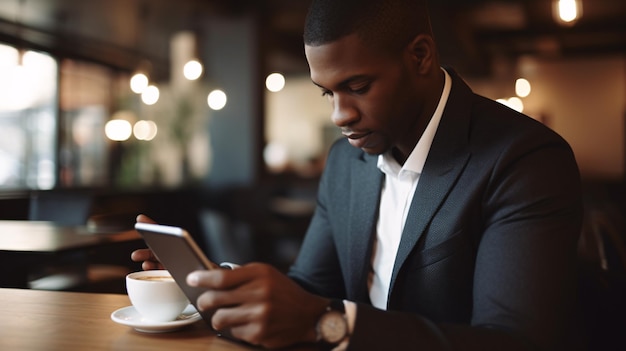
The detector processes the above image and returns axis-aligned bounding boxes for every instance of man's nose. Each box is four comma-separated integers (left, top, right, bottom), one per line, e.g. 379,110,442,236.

331,95,358,127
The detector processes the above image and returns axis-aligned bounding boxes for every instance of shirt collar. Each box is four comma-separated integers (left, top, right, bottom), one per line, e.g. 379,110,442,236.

377,68,452,176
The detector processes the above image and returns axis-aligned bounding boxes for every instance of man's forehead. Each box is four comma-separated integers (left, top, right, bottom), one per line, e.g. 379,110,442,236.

305,43,353,87
306,37,396,84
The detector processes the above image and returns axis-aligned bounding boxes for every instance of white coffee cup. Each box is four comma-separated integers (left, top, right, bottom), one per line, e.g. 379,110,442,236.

126,270,189,322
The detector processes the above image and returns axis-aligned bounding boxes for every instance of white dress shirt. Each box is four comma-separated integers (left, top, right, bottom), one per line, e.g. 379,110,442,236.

369,69,452,309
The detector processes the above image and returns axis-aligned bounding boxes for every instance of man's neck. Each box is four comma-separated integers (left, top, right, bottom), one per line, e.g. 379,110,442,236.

391,147,408,166
390,68,448,167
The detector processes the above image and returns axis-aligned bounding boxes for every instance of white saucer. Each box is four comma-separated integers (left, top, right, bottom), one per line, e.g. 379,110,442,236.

111,305,202,333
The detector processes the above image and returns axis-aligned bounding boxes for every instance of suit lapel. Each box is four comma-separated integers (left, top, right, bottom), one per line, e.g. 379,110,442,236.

389,152,470,287
389,70,473,294
347,152,382,302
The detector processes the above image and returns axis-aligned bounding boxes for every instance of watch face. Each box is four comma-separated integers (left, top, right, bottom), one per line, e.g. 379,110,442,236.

319,311,348,344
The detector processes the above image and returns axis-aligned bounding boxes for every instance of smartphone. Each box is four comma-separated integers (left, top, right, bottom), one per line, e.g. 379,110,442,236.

134,222,221,326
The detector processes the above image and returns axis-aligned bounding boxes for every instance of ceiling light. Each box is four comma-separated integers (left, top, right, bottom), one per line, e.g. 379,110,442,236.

553,0,582,26
105,119,132,141
265,73,285,92
141,85,160,105
515,78,531,98
133,120,158,141
183,59,203,80
130,72,149,94
207,89,227,110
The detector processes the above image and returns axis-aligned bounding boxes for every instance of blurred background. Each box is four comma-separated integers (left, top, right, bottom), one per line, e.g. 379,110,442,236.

0,0,624,272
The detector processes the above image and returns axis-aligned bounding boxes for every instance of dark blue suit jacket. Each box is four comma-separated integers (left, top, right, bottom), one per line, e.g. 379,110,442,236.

288,70,583,350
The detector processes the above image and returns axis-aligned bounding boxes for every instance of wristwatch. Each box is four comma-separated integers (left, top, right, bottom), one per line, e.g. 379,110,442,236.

316,299,349,348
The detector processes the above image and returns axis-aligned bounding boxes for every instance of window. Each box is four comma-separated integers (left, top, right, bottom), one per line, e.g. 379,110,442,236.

0,43,58,189
58,59,117,187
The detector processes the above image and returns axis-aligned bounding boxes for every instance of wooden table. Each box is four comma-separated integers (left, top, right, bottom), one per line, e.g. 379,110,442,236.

0,288,259,350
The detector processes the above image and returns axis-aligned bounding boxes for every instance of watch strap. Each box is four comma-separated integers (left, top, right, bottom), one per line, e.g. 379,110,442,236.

328,299,345,314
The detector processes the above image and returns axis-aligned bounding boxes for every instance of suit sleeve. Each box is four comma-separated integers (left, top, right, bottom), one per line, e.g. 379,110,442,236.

287,142,347,299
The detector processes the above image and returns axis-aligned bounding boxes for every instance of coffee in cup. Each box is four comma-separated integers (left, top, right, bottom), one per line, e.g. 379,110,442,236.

126,270,189,322
134,275,175,282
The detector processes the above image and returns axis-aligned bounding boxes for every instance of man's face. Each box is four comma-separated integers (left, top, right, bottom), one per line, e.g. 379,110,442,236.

305,34,427,156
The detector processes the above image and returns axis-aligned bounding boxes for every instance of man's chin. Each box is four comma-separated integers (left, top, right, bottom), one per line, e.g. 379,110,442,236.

360,145,387,156
345,135,387,155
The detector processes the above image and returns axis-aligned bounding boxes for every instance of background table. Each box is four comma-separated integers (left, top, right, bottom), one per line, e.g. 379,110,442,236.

0,220,143,289
0,220,140,253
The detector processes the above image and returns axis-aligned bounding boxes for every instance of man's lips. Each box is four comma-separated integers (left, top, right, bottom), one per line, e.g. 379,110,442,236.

342,131,369,139
343,131,373,148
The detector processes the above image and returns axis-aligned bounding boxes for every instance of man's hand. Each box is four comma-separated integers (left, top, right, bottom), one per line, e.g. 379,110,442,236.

187,263,329,349
129,214,164,270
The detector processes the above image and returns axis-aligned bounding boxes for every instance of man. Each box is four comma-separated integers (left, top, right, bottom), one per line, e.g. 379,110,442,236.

133,0,583,349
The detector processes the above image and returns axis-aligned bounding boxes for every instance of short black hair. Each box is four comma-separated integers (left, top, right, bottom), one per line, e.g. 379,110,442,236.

303,0,433,53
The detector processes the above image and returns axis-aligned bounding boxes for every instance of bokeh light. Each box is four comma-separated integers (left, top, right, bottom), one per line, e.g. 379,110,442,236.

105,119,132,141
207,89,227,110
183,60,203,80
515,78,531,98
133,120,158,141
141,85,160,105
130,73,149,94
265,73,285,92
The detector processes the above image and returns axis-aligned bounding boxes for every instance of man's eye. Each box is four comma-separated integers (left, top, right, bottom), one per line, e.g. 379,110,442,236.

350,84,370,94
321,90,333,97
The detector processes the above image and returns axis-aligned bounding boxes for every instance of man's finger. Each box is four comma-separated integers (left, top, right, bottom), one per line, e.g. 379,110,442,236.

136,214,157,224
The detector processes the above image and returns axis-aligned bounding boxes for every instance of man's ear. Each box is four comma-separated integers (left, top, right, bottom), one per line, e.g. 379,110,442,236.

407,34,437,74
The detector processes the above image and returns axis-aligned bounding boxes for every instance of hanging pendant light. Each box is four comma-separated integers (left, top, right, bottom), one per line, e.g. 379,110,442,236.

130,72,149,94
176,31,203,81
183,59,203,80
553,0,582,26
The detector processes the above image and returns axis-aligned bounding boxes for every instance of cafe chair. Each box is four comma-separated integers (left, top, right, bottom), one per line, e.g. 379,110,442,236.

198,208,255,265
26,191,91,290
26,192,132,293
29,191,93,226
578,206,626,351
